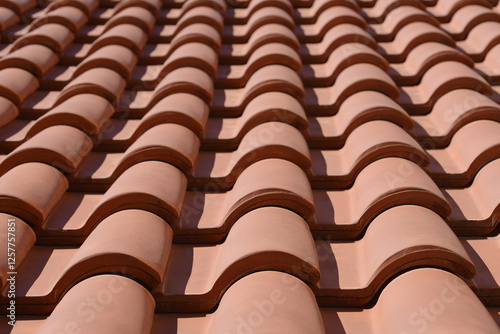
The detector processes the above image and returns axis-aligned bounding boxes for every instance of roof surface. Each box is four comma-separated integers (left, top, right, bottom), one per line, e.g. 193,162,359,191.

1,0,500,332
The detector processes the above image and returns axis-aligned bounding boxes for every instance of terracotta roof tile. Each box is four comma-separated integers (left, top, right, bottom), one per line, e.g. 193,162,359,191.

0,125,93,174
0,45,59,77
377,22,456,62
361,0,426,23
12,23,75,53
427,0,492,23
442,4,500,40
2,0,500,332
445,158,500,235
30,6,89,33
368,6,440,42
0,7,20,31
46,0,99,16
0,162,67,225
398,61,492,114
39,275,155,333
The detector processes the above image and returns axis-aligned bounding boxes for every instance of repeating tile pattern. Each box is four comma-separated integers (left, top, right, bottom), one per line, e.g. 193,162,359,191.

0,0,500,333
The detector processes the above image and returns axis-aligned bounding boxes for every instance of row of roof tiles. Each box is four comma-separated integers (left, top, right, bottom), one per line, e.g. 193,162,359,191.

1,0,500,333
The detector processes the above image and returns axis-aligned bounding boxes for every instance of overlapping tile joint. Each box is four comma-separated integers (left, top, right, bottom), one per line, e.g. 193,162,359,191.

1,0,500,332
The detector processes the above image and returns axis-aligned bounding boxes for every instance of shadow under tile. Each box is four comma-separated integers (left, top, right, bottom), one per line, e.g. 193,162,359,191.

461,240,500,289
310,150,328,175
15,247,56,296
163,246,194,294
320,308,348,334
150,314,178,333
44,193,89,230
442,190,466,221
202,119,223,141
316,240,340,289
312,191,335,223
303,87,319,106
179,192,207,229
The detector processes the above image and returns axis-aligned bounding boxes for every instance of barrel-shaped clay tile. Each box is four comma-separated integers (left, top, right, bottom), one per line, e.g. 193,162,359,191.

46,0,99,16
293,0,359,24
12,23,75,53
216,207,320,283
89,24,147,55
212,65,304,112
216,43,301,88
370,6,440,42
39,275,155,334
140,93,209,137
391,42,474,85
0,96,18,128
193,122,310,187
88,161,187,227
74,45,138,78
0,7,19,31
361,206,474,282
58,67,126,104
0,163,67,225
204,91,307,148
0,214,35,289
30,6,88,32
476,43,500,80
0,0,36,15
211,271,325,334
427,120,500,186
120,123,200,174
162,42,218,76
177,158,314,241
399,61,493,114
353,157,450,218
158,208,321,311
180,0,226,14
226,158,314,221
131,43,217,86
223,7,295,43
412,89,500,146
376,269,499,333
226,0,293,24
312,158,450,237
168,23,222,50
314,206,474,305
219,24,299,63
151,66,213,104
297,6,366,43
0,44,59,76
299,24,377,63
362,0,425,22
159,227,321,311
113,0,161,14
304,63,399,115
306,91,412,148
427,0,492,22
0,125,93,175
63,209,172,287
378,22,455,63
171,6,223,32
301,43,389,86
0,68,38,105
105,6,155,33
28,94,114,137
442,5,500,40
445,158,500,235
158,5,215,26
310,120,428,187
457,21,500,61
